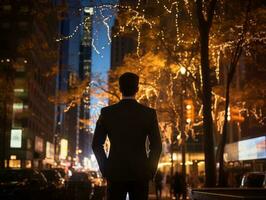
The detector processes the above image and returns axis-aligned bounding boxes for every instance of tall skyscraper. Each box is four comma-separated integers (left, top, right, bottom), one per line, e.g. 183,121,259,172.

57,0,82,166
78,7,94,166
57,3,94,168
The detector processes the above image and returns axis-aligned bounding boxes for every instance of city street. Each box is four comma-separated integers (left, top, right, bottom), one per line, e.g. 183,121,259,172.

1,1,266,200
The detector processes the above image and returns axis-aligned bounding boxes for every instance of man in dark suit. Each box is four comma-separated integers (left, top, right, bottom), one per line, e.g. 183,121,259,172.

92,72,162,200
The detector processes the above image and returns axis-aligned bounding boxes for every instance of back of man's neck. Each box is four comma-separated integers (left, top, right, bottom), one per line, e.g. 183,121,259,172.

122,96,135,100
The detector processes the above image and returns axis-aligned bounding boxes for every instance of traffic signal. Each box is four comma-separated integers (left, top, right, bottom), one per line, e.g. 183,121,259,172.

184,99,194,124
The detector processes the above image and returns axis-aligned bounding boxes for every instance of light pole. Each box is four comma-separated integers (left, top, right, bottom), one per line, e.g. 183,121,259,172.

180,66,186,200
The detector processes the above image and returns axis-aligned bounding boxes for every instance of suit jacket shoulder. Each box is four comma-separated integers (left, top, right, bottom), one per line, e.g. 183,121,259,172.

105,102,156,118
136,102,156,115
100,103,120,114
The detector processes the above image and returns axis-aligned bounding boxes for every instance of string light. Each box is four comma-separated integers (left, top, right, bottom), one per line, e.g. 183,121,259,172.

91,38,100,55
175,2,180,46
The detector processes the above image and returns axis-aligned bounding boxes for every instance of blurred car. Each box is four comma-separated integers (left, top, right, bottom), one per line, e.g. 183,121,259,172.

87,170,106,187
0,169,48,200
240,172,266,188
65,172,92,200
53,168,67,180
41,169,65,190
41,169,65,200
87,171,107,200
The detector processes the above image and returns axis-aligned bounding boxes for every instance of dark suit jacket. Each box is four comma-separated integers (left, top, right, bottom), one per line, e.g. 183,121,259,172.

92,99,162,181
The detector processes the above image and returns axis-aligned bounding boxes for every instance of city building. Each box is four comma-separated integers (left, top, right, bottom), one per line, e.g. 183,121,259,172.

57,2,94,168
56,0,82,168
110,20,136,70
0,0,59,168
78,6,94,167
110,0,137,70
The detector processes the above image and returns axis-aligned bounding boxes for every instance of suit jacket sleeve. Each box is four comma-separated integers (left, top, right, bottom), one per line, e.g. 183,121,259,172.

148,109,162,179
92,109,108,177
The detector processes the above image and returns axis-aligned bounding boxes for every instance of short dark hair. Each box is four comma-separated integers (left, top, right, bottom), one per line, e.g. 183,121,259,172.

119,72,139,96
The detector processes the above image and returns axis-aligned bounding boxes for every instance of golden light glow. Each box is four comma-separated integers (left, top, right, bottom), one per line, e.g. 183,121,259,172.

180,66,186,75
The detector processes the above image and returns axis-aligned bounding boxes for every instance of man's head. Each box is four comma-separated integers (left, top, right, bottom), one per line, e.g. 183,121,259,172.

119,72,139,97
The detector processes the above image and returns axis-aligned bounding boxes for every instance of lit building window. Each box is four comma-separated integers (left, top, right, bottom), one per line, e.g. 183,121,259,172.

26,160,32,168
14,88,25,93
9,160,21,168
13,103,23,112
59,139,68,160
10,129,22,148
35,136,44,153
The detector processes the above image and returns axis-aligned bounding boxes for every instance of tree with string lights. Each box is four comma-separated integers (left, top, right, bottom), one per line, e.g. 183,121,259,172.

106,0,266,187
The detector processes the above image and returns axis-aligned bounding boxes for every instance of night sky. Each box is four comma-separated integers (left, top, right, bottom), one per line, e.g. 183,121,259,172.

82,0,118,130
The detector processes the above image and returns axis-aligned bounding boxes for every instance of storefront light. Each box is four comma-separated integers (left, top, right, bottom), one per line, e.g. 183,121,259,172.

13,103,23,111
10,129,22,148
60,139,68,159
14,88,25,93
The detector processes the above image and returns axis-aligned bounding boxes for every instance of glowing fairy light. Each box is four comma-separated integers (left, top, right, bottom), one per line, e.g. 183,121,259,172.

98,7,112,43
163,2,177,13
91,38,101,55
103,16,112,42
136,0,141,9
56,22,84,42
136,27,141,57
184,0,192,18
175,3,180,46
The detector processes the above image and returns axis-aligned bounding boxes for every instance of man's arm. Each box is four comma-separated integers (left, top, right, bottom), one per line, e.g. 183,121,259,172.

148,109,162,179
92,109,108,177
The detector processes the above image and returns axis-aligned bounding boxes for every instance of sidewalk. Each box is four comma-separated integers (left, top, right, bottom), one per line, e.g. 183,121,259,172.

148,195,190,200
148,194,171,199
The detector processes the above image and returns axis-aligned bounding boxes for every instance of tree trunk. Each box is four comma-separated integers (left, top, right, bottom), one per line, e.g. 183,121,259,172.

218,38,244,187
217,0,250,186
200,28,216,187
196,0,218,187
218,79,230,186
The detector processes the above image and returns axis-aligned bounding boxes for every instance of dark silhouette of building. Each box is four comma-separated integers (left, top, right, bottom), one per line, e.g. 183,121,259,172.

57,2,93,168
78,6,94,166
0,0,59,168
